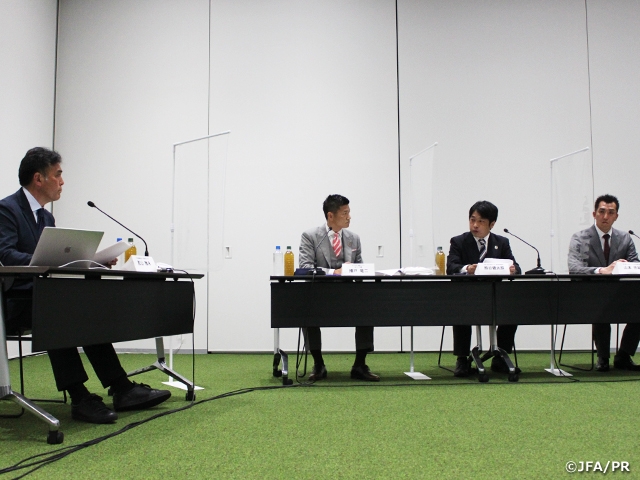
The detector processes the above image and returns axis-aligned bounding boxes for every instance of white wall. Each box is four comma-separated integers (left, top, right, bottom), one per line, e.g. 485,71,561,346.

0,0,58,358
208,0,401,351
0,0,58,194
54,0,211,351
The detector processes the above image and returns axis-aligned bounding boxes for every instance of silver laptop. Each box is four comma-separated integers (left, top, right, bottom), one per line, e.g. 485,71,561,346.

30,227,104,268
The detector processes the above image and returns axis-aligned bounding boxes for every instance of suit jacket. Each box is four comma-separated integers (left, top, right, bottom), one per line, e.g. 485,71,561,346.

568,225,638,274
446,231,521,275
0,189,55,266
299,225,362,271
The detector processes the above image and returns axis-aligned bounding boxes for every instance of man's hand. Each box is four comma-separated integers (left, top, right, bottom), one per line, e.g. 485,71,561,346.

106,258,117,270
509,265,516,274
334,262,352,276
599,259,626,275
467,264,477,275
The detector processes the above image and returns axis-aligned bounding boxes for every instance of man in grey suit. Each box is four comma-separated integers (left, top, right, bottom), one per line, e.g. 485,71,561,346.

298,194,379,381
568,194,640,372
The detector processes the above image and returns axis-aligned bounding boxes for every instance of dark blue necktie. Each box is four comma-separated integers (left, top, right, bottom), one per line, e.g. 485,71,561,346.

36,208,46,237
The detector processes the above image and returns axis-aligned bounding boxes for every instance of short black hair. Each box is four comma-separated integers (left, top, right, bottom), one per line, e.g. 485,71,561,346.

323,194,349,219
469,200,498,224
18,147,62,187
594,194,619,212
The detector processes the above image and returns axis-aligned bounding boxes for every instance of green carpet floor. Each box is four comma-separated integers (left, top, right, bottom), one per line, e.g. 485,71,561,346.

1,351,638,479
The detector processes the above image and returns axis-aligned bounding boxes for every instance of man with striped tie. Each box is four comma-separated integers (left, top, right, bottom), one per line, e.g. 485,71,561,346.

298,194,379,382
446,200,521,377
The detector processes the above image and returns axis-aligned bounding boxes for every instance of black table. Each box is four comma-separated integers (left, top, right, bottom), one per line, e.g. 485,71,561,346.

270,274,640,382
1,266,202,443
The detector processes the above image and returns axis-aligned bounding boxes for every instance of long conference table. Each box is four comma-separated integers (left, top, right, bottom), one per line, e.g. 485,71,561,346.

270,273,640,382
1,266,202,444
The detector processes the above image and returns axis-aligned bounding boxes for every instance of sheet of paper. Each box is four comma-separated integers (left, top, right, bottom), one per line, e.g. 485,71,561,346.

376,269,402,276
482,258,513,266
94,240,130,266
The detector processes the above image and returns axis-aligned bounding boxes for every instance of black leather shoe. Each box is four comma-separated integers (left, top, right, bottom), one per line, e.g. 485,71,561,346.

350,365,380,382
113,382,171,412
596,357,610,372
490,356,522,374
308,364,327,382
613,353,640,371
72,394,118,424
453,356,471,377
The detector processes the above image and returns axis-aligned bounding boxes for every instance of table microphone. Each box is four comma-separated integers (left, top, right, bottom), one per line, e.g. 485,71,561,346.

629,230,640,241
309,227,332,276
503,228,546,275
87,201,149,256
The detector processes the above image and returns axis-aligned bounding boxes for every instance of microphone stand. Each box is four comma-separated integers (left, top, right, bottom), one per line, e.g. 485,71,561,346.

503,228,546,275
87,201,149,256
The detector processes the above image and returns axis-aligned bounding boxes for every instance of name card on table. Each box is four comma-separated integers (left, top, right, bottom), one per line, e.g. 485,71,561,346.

342,263,375,276
475,263,511,276
122,255,157,272
612,262,640,275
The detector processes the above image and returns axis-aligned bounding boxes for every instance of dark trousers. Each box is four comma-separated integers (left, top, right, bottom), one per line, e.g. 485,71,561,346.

452,324,518,357
6,296,127,392
304,326,374,353
593,323,640,359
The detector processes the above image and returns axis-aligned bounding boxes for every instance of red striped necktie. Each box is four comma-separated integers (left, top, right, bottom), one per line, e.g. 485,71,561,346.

332,232,342,257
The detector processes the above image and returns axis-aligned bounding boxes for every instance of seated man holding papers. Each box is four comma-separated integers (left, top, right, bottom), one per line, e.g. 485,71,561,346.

0,147,171,424
298,194,379,381
446,200,521,377
568,194,640,372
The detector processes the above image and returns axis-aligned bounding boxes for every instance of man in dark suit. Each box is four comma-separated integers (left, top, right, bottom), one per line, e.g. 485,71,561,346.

0,147,171,424
298,194,379,381
446,200,521,377
568,194,640,372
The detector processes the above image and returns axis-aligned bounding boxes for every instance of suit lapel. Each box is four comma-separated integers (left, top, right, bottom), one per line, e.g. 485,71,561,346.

589,225,607,266
486,233,498,259
464,232,480,263
317,226,333,267
17,190,40,243
609,228,621,262
342,230,353,263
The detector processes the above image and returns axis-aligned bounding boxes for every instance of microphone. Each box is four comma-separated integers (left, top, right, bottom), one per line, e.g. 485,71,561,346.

503,228,546,275
87,201,149,256
629,230,640,241
310,227,332,275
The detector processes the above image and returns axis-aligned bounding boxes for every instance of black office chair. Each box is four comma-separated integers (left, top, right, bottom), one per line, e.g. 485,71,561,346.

558,324,619,371
1,279,66,420
4,329,67,413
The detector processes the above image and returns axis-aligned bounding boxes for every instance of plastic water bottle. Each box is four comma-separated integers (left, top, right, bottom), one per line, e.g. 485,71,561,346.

284,246,295,276
116,237,124,267
125,237,137,263
435,246,446,276
273,246,284,276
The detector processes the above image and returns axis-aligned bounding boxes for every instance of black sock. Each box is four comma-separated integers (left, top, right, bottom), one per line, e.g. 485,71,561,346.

67,383,91,404
353,350,367,368
110,375,135,394
310,350,324,367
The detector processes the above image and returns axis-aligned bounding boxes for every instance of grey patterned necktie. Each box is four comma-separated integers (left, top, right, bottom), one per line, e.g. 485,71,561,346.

478,238,487,262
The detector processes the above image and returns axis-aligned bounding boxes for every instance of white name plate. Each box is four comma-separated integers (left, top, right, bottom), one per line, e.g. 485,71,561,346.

475,263,511,276
612,262,640,275
122,255,157,272
342,263,375,276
